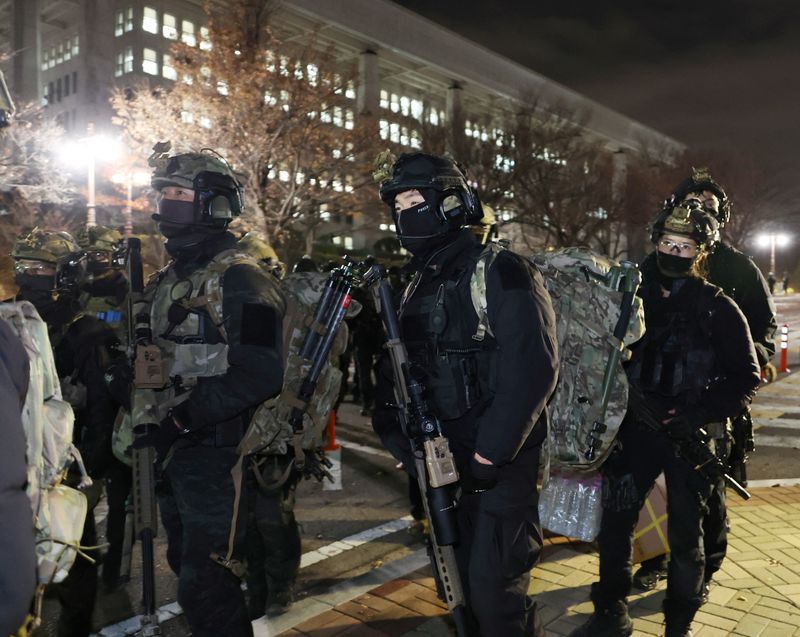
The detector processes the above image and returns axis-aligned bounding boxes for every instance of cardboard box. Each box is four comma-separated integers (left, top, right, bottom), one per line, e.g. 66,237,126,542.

632,472,669,563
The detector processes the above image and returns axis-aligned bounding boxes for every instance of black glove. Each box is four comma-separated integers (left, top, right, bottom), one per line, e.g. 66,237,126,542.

461,456,499,494
301,448,334,483
131,417,181,465
663,409,707,442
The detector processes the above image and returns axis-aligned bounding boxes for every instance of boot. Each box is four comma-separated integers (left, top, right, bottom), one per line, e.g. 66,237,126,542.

568,584,633,637
663,598,698,637
632,555,669,591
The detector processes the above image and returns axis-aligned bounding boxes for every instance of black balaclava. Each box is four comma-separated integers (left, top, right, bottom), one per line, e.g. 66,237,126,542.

395,190,458,261
15,274,76,326
85,269,128,302
655,250,696,291
159,222,226,261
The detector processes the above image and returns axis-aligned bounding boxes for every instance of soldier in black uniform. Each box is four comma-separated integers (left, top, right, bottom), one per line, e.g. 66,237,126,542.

570,202,760,637
372,153,559,637
633,169,776,597
12,228,124,637
131,147,285,637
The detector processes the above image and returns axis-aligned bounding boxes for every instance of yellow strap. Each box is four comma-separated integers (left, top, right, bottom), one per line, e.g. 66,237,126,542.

633,498,670,552
219,453,246,575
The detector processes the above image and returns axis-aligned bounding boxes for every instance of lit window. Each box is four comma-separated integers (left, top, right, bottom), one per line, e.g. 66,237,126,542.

142,7,158,34
115,10,124,36
114,52,124,77
400,95,409,116
306,63,318,87
410,99,423,120
142,48,158,75
345,80,356,99
379,223,388,231
390,122,400,143
390,93,399,113
217,81,228,96
162,14,177,40
200,116,212,129
41,50,49,71
344,236,354,250
320,205,331,221
400,127,409,147
56,43,63,65
333,106,343,127
410,130,421,149
181,20,196,46
379,119,389,140
125,8,134,31
428,108,439,126
320,104,332,124
49,46,56,69
332,236,342,246
199,26,211,50
345,110,354,131
181,110,193,123
380,90,389,109
63,42,72,62
72,36,79,56
279,170,290,182
123,47,133,73
264,90,277,106
162,54,177,80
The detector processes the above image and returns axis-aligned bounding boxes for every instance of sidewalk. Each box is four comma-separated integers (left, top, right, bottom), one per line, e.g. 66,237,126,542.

276,486,800,637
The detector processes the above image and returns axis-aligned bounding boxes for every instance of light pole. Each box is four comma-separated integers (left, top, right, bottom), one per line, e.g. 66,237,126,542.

756,232,791,274
58,124,121,228
112,169,150,236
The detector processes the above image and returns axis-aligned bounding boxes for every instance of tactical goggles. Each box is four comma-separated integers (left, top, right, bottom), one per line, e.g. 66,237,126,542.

658,238,697,253
84,249,113,266
14,259,57,276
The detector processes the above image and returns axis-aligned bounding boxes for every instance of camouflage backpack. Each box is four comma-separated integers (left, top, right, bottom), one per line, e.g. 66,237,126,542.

470,245,645,471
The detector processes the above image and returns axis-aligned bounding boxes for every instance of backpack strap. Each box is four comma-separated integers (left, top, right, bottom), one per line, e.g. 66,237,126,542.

469,242,505,341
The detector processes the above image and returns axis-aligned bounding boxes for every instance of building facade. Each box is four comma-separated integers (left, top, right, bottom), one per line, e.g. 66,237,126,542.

2,0,684,253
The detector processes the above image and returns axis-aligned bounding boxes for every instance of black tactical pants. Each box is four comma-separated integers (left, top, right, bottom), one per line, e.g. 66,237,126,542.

353,339,380,409
158,445,253,637
102,457,132,588
244,454,301,619
455,444,544,637
597,422,713,614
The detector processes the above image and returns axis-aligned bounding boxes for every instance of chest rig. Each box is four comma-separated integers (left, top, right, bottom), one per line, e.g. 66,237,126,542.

627,280,717,407
400,253,496,422
132,248,255,424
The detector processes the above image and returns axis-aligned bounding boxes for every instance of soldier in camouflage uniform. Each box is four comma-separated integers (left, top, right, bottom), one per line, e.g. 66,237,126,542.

12,228,123,637
130,146,285,637
76,224,134,591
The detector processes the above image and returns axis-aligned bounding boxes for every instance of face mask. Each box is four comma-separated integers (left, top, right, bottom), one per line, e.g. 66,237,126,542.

395,201,446,254
157,198,196,225
85,270,127,299
656,251,695,278
159,222,225,261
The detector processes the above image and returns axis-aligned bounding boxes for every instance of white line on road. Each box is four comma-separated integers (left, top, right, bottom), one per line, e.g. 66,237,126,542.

91,514,414,636
748,478,800,487
337,436,395,459
754,418,800,430
753,434,800,449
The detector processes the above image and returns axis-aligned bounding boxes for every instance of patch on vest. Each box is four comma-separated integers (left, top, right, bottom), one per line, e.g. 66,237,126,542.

241,303,278,347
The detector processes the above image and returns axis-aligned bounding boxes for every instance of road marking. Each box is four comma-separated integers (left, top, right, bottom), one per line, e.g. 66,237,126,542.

91,514,414,636
748,478,800,487
338,436,395,459
752,434,800,449
754,418,800,430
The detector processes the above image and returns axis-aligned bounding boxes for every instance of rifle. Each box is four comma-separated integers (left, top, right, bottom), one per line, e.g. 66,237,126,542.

728,407,755,487
127,238,161,636
362,263,469,637
627,387,750,501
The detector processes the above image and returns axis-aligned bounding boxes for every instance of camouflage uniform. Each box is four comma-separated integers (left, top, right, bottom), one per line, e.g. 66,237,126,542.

12,228,123,637
133,149,285,637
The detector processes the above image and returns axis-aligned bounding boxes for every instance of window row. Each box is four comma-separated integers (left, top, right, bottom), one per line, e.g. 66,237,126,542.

115,47,178,79
41,36,80,71
114,7,134,36
379,119,422,149
379,90,444,125
43,72,78,105
140,7,211,50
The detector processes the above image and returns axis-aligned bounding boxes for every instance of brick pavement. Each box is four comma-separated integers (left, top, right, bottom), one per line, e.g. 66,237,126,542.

278,485,800,637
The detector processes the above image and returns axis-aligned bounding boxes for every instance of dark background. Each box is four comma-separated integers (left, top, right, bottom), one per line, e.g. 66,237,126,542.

392,0,800,267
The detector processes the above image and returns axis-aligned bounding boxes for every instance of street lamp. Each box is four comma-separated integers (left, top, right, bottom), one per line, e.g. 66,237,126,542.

57,122,121,228
756,232,791,274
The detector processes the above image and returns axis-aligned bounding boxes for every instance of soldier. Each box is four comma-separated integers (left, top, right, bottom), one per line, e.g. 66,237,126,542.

634,169,777,598
77,224,133,591
570,202,760,637
12,228,122,636
372,152,559,636
130,146,285,637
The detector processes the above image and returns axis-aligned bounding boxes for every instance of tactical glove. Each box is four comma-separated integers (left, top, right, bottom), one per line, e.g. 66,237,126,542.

301,448,334,483
461,456,499,493
131,417,181,465
664,409,708,442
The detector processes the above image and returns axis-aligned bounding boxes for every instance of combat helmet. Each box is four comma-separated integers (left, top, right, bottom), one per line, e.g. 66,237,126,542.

670,167,731,226
12,227,87,293
76,225,124,271
149,141,244,227
374,151,483,230
649,199,719,250
237,231,283,277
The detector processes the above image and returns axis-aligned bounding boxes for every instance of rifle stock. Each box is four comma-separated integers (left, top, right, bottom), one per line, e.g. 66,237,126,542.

364,264,470,637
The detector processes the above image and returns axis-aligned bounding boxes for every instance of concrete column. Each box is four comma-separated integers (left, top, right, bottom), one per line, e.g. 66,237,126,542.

446,82,465,154
10,0,41,103
357,49,379,115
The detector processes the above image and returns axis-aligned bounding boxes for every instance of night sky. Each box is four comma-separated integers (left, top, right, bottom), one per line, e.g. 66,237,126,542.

392,0,800,228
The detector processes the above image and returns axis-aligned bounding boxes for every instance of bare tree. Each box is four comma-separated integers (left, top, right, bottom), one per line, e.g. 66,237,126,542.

111,0,379,251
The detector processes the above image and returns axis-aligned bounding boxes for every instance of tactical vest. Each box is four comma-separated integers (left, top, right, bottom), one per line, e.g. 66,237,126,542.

131,248,257,433
400,248,496,422
627,279,718,407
